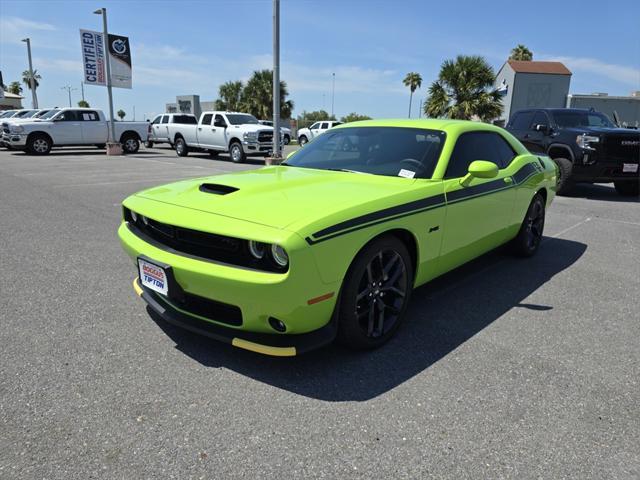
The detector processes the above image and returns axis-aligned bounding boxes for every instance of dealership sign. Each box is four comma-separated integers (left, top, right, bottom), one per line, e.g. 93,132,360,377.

80,29,132,89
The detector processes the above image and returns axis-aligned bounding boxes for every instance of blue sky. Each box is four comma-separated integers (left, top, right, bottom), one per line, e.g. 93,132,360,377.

1,0,639,120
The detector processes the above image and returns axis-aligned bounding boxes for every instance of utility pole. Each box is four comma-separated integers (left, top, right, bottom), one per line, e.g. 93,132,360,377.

331,72,335,118
21,38,38,108
94,7,118,151
61,85,77,107
133,105,136,121
272,0,282,159
80,81,85,102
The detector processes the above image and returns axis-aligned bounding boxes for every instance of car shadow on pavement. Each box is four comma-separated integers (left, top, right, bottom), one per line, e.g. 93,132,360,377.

564,183,639,203
148,237,587,402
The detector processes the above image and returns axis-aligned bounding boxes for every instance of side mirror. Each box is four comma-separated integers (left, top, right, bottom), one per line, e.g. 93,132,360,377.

460,160,499,187
534,124,549,134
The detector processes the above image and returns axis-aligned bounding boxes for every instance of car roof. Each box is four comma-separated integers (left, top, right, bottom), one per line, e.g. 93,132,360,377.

333,118,505,134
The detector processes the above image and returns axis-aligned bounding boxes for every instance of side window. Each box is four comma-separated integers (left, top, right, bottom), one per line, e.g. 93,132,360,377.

509,111,535,130
445,132,516,178
531,111,549,130
58,111,78,121
320,122,329,129
151,115,161,125
80,111,99,121
214,114,226,127
310,122,320,130
201,113,213,125
161,115,169,124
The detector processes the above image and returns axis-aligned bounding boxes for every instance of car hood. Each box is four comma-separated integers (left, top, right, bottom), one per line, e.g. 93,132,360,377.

135,166,418,230
228,124,274,133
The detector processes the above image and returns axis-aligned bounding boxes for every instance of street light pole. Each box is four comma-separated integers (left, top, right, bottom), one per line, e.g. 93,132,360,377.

21,38,38,109
331,72,335,118
272,0,281,159
61,85,77,107
94,7,117,146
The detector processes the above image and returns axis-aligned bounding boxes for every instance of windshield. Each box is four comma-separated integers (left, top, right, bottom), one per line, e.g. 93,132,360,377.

0,111,16,118
553,111,615,128
34,110,51,118
40,109,61,119
285,127,446,179
22,110,39,118
226,114,259,125
14,110,33,118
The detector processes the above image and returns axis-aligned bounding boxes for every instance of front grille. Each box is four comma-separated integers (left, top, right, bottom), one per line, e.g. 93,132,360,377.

148,288,243,326
602,134,640,163
258,131,273,143
124,207,288,273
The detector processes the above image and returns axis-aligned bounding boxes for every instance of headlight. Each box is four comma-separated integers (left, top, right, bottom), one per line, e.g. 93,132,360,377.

130,210,138,222
243,132,257,141
248,240,267,259
270,244,289,267
10,125,24,133
576,134,599,150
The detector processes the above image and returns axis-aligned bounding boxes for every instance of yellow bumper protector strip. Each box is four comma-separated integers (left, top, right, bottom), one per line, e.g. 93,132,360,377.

133,277,143,297
232,338,296,357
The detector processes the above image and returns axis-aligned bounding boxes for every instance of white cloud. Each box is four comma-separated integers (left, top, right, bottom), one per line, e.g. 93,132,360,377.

0,16,56,32
541,55,640,88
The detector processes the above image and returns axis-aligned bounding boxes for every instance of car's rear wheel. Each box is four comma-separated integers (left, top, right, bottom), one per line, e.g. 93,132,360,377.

175,137,189,157
512,193,546,257
613,180,639,197
337,235,414,349
298,135,308,146
229,141,245,163
552,157,573,195
27,134,51,155
121,134,140,154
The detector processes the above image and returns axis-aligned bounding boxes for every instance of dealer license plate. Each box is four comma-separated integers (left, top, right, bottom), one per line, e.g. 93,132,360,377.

138,258,169,296
622,163,639,173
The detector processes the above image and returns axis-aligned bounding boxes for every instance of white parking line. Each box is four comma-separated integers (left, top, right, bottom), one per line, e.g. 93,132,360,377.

549,217,592,238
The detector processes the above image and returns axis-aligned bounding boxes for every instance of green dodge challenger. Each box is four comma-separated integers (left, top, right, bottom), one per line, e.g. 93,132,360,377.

118,119,557,356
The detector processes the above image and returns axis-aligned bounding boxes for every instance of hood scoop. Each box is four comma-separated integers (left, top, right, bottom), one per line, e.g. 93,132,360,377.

199,183,239,195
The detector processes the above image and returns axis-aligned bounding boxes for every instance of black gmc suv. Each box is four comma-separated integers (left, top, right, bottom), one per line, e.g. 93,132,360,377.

506,108,639,196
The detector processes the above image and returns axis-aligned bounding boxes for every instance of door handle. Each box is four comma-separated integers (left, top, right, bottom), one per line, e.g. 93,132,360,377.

504,177,513,184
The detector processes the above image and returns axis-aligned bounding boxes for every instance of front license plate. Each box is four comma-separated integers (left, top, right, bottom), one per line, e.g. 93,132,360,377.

138,258,169,296
622,163,639,173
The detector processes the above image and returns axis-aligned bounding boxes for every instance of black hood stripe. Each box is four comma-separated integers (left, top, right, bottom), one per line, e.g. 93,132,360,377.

306,163,541,245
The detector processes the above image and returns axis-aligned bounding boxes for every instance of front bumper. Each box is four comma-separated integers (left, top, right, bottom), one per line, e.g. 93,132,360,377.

242,140,283,155
133,278,337,356
573,158,639,182
4,133,27,148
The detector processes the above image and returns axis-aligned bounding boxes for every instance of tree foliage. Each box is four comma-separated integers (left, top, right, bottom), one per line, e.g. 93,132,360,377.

403,72,422,118
424,55,502,122
340,112,372,123
78,100,90,108
7,81,23,95
509,44,533,61
117,109,126,120
296,110,336,128
22,70,41,91
214,81,243,111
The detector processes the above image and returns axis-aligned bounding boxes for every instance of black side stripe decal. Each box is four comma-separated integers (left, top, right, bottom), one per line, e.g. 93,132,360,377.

305,163,541,245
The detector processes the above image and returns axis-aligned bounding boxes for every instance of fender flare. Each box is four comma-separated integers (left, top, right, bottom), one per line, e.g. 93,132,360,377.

547,143,575,163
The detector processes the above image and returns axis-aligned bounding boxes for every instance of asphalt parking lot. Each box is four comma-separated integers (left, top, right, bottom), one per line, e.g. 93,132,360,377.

1,145,638,479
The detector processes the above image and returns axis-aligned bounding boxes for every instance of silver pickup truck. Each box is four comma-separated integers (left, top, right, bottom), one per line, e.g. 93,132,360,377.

171,111,279,163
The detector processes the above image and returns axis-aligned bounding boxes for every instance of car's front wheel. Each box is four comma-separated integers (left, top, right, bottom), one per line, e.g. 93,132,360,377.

512,193,546,257
298,135,308,146
27,134,52,155
614,180,639,197
337,235,414,349
283,135,290,145
229,141,246,163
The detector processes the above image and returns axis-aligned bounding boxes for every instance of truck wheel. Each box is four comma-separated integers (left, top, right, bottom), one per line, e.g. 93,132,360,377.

27,134,52,155
229,141,246,163
299,135,308,146
552,157,573,195
283,135,290,145
145,140,154,148
121,134,140,154
614,180,639,197
511,193,546,257
175,138,189,157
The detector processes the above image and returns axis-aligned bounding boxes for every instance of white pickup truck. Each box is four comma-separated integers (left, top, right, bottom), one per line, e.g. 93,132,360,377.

171,111,279,163
146,113,197,148
2,107,148,155
297,120,342,145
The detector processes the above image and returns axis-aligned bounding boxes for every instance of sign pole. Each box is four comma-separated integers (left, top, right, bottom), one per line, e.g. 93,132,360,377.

95,7,117,147
272,0,281,159
21,38,39,109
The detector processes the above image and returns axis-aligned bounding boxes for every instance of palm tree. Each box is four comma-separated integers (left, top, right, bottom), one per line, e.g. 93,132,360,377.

78,100,90,108
240,69,294,119
214,81,244,111
403,72,422,118
117,109,125,120
424,55,502,122
7,81,23,95
509,44,533,61
22,70,41,91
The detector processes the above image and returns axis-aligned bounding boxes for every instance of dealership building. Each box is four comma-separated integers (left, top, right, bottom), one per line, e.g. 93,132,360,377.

494,60,640,127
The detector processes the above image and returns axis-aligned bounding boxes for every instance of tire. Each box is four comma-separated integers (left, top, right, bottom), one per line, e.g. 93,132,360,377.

26,134,52,155
229,141,246,163
283,135,290,145
95,144,106,149
613,180,639,197
209,150,219,158
552,157,573,195
175,137,189,157
337,235,414,350
145,140,154,148
512,193,546,257
121,134,140,154
298,135,308,146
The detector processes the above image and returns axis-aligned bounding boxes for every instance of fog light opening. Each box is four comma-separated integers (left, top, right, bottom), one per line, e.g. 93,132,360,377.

268,317,287,333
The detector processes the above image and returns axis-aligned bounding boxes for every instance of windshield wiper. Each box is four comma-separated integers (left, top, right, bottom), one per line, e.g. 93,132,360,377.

325,168,369,174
